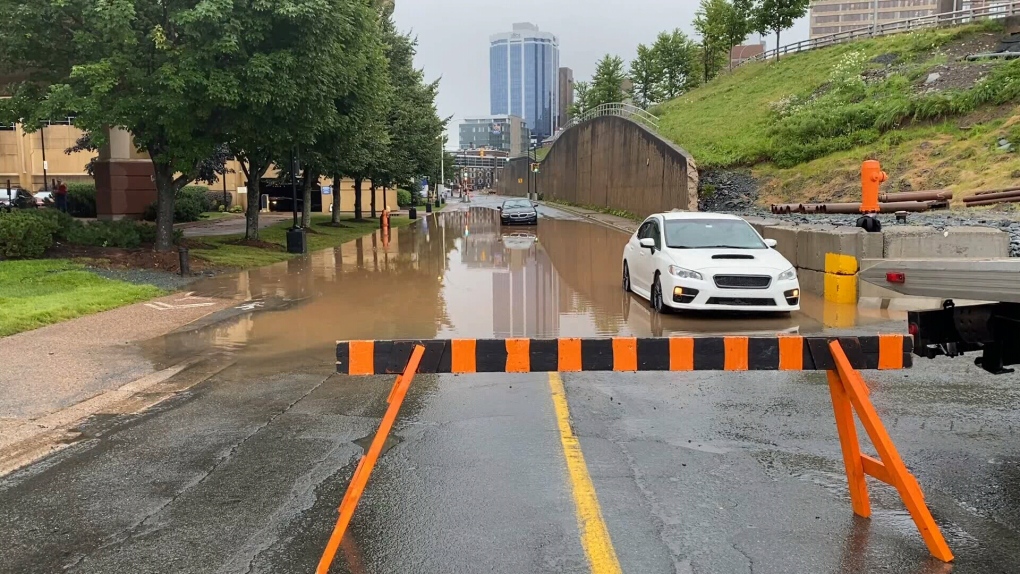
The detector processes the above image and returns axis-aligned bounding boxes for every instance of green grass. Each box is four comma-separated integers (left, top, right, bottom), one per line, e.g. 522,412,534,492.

190,213,414,268
197,211,239,221
0,259,164,337
546,199,640,221
652,21,1020,202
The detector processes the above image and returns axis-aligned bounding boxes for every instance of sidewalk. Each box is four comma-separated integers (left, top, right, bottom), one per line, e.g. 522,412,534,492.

540,201,640,235
0,291,236,474
181,213,290,237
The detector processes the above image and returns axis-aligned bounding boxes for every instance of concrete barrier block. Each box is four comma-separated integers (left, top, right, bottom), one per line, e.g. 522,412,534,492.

760,225,800,268
882,226,1009,258
798,268,825,298
796,226,883,272
744,216,781,236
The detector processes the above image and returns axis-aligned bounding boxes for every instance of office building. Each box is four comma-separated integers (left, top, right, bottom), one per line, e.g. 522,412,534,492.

809,0,940,38
490,23,560,140
558,67,574,128
458,116,530,157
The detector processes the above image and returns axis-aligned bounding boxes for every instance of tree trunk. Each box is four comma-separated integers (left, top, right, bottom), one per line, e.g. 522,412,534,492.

370,184,377,219
301,166,315,228
353,177,363,220
331,173,341,225
775,29,781,62
152,165,178,252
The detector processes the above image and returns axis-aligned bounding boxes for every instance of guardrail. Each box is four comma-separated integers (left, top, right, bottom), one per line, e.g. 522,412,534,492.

740,0,1020,67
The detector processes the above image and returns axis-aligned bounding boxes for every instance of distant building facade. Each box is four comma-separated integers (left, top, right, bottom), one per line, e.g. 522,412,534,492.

730,41,765,66
558,67,574,128
490,23,560,140
809,0,940,38
458,116,530,157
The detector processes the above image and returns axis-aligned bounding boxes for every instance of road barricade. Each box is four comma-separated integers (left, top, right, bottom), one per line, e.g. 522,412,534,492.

318,335,952,573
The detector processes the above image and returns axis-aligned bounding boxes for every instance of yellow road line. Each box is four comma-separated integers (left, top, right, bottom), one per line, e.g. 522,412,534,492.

548,372,623,574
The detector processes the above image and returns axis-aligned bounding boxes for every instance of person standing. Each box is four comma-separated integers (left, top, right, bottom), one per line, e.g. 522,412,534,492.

54,179,68,213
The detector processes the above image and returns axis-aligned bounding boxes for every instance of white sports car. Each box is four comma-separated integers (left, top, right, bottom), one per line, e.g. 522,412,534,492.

622,212,800,313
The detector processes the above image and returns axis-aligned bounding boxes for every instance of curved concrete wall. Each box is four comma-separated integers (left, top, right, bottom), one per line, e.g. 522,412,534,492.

499,115,698,215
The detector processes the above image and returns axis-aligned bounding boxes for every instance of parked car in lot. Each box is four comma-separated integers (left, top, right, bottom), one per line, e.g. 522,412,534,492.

498,198,539,226
33,191,53,206
622,212,800,313
0,188,37,210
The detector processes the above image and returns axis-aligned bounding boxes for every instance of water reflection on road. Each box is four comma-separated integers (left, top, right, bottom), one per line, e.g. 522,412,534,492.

144,204,904,365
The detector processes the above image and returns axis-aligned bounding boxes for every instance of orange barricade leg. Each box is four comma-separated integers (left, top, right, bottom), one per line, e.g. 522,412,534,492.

317,345,425,574
827,341,954,563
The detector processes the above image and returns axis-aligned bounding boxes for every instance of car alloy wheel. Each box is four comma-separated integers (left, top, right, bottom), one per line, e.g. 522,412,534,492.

652,276,665,313
623,262,631,293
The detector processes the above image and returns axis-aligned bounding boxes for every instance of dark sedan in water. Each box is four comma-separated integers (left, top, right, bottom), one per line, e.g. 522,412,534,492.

498,198,539,226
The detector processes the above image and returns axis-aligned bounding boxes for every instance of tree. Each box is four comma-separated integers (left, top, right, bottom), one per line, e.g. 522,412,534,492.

223,0,373,240
0,0,231,251
755,0,810,61
651,29,701,100
725,0,756,69
569,81,593,118
588,55,628,109
629,44,663,108
694,0,732,83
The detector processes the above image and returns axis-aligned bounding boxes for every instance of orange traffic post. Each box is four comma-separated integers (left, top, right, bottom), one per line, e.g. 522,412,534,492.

860,160,887,214
317,345,426,574
827,341,954,562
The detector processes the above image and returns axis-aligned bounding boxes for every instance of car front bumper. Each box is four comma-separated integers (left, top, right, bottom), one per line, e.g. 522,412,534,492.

660,274,801,312
501,214,538,225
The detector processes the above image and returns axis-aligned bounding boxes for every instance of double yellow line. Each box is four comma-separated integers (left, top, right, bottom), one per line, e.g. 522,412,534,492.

548,372,623,574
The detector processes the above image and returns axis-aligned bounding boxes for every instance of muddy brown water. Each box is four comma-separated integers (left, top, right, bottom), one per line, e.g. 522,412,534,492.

142,199,904,367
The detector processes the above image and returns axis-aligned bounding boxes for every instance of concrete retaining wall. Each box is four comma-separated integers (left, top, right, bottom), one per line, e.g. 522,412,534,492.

746,217,1010,303
497,115,698,216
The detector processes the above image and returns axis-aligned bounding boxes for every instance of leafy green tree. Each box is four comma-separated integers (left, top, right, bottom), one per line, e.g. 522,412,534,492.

588,55,628,109
695,0,732,83
0,0,233,251
569,81,593,118
651,29,701,99
755,0,810,61
630,44,663,108
725,0,756,69
224,0,373,240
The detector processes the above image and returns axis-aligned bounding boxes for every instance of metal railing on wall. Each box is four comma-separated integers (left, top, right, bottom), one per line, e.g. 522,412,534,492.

559,102,660,134
739,0,1020,67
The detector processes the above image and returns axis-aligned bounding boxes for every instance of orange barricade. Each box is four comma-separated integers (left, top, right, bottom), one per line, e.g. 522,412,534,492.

316,345,425,574
321,336,954,567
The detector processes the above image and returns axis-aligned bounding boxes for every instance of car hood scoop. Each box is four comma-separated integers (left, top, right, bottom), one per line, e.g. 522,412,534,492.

711,254,755,260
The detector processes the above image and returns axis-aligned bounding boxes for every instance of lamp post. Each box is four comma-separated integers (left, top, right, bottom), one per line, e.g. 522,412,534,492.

286,146,307,254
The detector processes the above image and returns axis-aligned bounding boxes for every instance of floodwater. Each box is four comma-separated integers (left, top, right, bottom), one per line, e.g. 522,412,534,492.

145,198,906,366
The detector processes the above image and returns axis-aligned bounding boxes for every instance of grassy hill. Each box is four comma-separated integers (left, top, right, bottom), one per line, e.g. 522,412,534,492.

655,21,1020,204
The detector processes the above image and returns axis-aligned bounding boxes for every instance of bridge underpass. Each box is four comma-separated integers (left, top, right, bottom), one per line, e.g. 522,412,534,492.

0,198,1017,573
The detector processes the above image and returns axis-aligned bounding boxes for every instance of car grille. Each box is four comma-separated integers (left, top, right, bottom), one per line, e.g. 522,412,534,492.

713,275,772,289
507,212,534,219
706,297,777,307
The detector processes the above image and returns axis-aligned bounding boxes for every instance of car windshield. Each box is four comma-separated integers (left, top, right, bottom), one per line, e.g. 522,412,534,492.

503,200,532,209
663,219,766,249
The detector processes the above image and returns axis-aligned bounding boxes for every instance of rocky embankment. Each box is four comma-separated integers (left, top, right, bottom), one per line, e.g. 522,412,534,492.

698,170,1020,256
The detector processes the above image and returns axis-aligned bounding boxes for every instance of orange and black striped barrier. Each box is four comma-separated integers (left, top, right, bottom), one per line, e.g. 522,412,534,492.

318,335,954,571
335,335,912,375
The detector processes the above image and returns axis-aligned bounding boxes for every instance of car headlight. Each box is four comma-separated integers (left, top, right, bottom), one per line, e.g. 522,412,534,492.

668,265,703,281
778,267,797,281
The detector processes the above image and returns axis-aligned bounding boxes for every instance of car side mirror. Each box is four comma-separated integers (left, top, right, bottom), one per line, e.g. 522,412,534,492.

639,237,656,251
764,238,778,248
532,202,539,207
497,206,502,211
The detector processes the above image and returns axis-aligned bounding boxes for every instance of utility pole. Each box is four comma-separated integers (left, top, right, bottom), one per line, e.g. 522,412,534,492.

39,123,48,192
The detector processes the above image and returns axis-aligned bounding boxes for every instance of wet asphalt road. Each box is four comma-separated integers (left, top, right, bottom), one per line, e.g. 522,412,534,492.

1,197,1019,573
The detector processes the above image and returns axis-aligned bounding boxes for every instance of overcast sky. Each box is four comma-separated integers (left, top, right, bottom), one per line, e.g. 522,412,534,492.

392,0,810,143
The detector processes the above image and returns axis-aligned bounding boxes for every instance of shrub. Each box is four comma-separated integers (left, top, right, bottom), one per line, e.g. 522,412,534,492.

396,189,413,208
179,186,212,211
142,195,204,223
207,190,232,211
229,204,243,213
66,182,97,218
0,210,55,258
65,220,144,248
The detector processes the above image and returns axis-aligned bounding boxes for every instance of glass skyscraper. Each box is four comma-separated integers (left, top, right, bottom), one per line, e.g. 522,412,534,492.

490,23,560,141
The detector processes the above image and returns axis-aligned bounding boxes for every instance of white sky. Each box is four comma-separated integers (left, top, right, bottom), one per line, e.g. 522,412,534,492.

393,0,810,143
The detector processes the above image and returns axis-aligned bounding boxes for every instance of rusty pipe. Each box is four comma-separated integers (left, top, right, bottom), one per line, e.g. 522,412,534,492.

820,201,934,214
964,190,1020,203
880,190,953,202
965,196,1020,207
966,189,1020,198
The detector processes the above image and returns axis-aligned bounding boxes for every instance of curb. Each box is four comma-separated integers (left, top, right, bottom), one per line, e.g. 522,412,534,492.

538,201,638,235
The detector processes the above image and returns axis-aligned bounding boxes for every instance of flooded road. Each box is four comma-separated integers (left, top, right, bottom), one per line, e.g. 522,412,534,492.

145,196,902,367
1,197,1018,574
